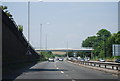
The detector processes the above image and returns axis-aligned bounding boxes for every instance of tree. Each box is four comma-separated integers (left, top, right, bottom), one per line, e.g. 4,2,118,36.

106,31,120,57
48,51,52,55
40,51,55,60
0,5,7,10
18,25,23,32
0,5,12,18
99,50,104,58
115,31,120,44
82,36,97,47
67,52,74,57
82,29,112,58
97,29,111,38
96,29,111,58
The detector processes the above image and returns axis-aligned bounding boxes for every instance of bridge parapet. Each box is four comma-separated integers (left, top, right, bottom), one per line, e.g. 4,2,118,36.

35,48,93,52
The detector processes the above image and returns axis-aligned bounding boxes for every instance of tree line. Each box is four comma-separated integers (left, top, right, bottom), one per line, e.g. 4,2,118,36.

82,29,120,59
40,51,55,61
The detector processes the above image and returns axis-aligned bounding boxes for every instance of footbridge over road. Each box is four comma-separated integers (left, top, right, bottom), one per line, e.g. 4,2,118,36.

35,48,93,57
35,48,93,52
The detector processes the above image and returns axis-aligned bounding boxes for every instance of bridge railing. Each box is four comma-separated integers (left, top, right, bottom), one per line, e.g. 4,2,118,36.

70,60,120,70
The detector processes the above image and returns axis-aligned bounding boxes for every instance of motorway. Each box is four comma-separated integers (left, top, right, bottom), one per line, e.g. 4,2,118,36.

15,60,118,80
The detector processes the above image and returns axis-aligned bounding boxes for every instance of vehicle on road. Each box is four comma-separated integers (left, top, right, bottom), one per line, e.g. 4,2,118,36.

84,58,89,61
84,57,90,61
56,58,59,60
67,57,72,61
99,58,105,62
115,59,120,63
72,58,77,61
58,58,63,61
80,58,85,62
48,58,54,62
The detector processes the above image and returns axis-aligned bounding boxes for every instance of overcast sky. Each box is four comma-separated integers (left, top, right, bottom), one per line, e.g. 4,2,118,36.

2,2,118,49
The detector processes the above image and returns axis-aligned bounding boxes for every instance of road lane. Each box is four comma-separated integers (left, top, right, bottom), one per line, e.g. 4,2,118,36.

15,60,118,80
56,61,118,79
16,61,70,79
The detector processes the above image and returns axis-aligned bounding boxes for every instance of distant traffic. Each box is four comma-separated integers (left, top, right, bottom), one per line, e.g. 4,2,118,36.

48,56,120,63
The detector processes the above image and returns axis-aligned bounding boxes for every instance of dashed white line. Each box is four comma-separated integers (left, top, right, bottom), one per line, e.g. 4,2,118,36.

61,71,64,74
72,79,75,81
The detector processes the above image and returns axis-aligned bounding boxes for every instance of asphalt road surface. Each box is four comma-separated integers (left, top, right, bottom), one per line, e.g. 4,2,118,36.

15,60,118,80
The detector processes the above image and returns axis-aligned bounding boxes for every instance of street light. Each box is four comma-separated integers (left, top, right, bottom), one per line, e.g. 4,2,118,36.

26,1,31,55
45,22,50,51
28,1,30,42
45,34,48,51
26,1,44,56
66,41,69,58
40,24,42,55
39,22,50,55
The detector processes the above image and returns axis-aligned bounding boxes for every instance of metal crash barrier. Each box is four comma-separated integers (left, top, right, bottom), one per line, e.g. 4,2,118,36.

71,60,120,70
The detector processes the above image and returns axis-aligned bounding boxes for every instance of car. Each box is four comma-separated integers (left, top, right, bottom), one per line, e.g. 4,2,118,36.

56,58,59,60
84,57,90,61
84,58,89,61
115,59,120,63
80,58,85,62
67,58,72,61
77,57,81,60
99,58,105,62
59,58,63,61
48,58,54,62
72,58,77,61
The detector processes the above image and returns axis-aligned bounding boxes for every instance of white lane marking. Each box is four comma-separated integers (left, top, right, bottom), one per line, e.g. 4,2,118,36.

72,80,75,81
57,67,59,69
61,71,64,73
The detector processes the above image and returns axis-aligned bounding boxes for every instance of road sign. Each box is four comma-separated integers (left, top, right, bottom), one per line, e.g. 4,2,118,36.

112,44,120,56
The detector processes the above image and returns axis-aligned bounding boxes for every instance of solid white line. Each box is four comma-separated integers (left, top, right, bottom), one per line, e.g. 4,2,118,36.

61,71,64,73
72,80,75,81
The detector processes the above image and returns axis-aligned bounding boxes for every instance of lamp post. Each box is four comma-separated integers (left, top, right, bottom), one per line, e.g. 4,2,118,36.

27,1,44,56
40,24,42,55
45,34,48,51
28,1,30,43
66,41,69,58
26,1,31,55
45,22,50,51
39,22,50,55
